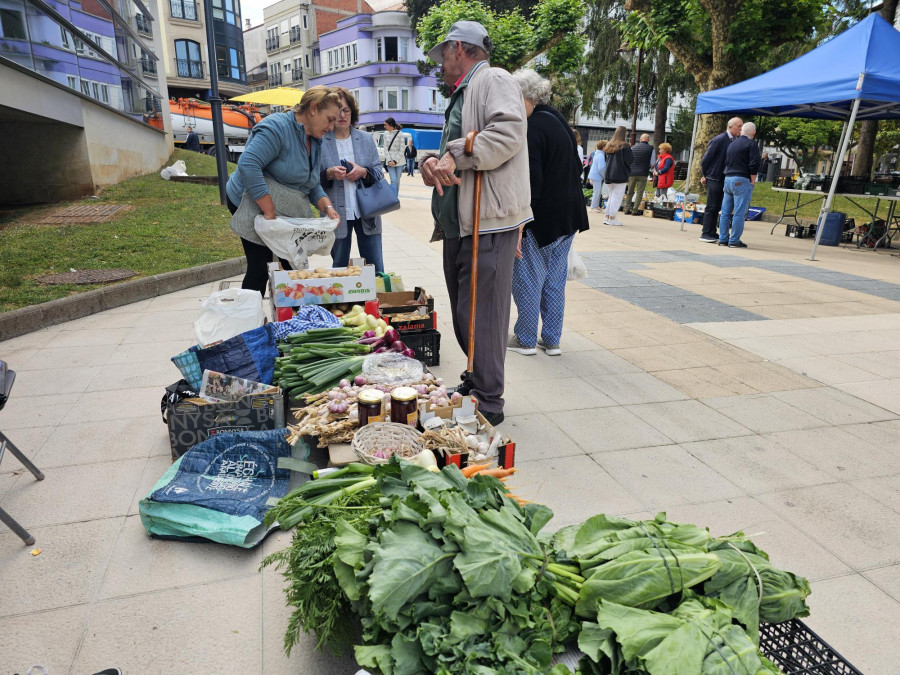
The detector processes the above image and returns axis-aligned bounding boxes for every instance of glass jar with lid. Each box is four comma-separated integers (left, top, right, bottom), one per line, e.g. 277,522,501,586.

357,389,385,427
390,386,418,427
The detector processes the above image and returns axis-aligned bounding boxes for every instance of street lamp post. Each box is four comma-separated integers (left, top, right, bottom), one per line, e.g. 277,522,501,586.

202,0,230,205
618,46,644,146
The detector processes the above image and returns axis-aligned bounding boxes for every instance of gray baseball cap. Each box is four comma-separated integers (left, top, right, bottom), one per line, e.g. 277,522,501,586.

426,20,491,65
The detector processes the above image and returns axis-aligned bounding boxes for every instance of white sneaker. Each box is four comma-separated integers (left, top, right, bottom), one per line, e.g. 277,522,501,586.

605,219,623,226
507,335,537,355
538,339,561,356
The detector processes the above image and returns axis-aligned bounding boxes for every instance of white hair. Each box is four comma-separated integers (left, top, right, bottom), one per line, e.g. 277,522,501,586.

742,122,757,136
513,69,552,105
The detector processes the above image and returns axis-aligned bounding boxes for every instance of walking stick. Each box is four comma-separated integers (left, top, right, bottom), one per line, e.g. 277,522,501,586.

461,130,481,392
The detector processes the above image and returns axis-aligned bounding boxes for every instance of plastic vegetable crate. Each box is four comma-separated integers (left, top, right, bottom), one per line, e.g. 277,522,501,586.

758,619,862,675
403,329,441,367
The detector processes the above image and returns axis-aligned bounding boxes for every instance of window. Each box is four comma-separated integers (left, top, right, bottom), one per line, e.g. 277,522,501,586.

0,7,27,39
400,37,408,61
304,54,309,68
386,88,397,109
384,36,398,62
375,37,381,60
172,0,198,20
302,13,308,29
327,51,333,71
80,80,90,95
401,88,408,109
99,83,109,103
59,26,70,48
66,74,77,89
379,87,410,111
352,43,357,64
283,59,290,73
175,39,203,78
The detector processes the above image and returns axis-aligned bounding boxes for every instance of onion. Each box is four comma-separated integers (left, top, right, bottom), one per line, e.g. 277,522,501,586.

354,375,368,386
339,379,350,389
414,384,428,395
450,392,463,402
436,378,444,386
402,348,416,358
382,328,400,345
362,330,376,338
374,347,388,353
328,390,346,400
390,340,407,353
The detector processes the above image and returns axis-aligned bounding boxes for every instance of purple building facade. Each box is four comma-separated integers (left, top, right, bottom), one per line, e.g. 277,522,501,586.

308,11,447,130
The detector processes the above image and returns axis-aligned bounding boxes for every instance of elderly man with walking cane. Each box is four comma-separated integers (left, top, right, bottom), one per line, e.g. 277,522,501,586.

419,21,532,427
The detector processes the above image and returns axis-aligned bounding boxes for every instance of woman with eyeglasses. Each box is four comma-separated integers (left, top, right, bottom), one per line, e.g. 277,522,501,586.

319,88,386,272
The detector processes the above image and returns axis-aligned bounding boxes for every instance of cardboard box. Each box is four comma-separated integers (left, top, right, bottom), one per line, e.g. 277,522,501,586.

377,287,434,314
166,391,285,461
384,307,437,333
268,260,376,307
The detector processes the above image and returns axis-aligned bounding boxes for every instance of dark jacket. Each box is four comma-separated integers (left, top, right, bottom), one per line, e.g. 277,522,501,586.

184,130,200,152
725,135,761,179
629,141,653,176
318,128,383,238
700,131,732,181
525,104,589,247
404,144,417,159
604,145,634,184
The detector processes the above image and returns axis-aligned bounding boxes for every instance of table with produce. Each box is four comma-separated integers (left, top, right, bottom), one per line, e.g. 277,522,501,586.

145,263,856,674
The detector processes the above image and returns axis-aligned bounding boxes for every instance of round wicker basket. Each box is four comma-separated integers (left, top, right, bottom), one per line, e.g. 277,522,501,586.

352,422,425,465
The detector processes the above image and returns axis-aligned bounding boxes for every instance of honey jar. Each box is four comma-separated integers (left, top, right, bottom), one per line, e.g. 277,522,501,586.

390,386,418,427
357,389,385,427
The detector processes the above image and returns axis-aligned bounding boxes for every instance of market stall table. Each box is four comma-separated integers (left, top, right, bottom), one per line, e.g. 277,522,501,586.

769,187,900,249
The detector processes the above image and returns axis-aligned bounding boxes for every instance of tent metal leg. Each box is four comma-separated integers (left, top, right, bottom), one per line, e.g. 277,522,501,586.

680,114,700,232
810,95,862,261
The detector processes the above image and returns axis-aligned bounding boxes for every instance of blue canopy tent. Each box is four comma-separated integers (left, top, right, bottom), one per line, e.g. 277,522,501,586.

685,14,900,259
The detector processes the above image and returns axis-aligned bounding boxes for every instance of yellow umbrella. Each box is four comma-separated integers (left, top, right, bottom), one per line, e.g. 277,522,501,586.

230,87,305,106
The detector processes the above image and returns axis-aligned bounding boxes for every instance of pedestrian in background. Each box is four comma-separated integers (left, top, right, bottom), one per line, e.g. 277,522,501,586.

225,86,342,294
383,117,404,196
699,116,743,242
718,122,760,249
602,126,633,226
508,69,589,357
587,139,607,212
420,20,532,426
758,152,769,182
653,142,675,198
623,133,653,215
320,88,385,272
184,125,201,152
404,139,417,176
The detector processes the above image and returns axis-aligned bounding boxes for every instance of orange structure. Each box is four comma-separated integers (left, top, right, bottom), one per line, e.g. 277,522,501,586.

149,98,264,160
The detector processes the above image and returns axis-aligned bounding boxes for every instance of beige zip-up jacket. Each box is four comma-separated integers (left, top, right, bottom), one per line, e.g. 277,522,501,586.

444,63,533,238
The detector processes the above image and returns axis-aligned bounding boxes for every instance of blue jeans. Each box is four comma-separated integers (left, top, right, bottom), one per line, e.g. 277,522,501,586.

405,158,415,176
330,220,384,273
386,164,403,196
719,176,753,244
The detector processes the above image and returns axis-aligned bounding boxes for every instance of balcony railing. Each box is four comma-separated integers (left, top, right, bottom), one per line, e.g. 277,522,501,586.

291,68,302,82
289,27,301,44
176,58,203,78
266,36,280,51
171,0,198,20
135,14,152,35
269,72,282,86
141,57,157,75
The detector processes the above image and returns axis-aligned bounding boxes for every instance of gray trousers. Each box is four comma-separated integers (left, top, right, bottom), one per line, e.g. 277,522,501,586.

443,228,518,414
624,175,648,213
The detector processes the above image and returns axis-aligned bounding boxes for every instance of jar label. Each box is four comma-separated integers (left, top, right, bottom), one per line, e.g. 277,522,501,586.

407,411,418,427
370,413,385,423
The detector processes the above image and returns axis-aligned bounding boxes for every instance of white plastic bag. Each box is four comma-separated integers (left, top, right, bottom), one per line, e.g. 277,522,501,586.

253,215,338,270
567,247,587,281
194,288,265,347
160,160,187,181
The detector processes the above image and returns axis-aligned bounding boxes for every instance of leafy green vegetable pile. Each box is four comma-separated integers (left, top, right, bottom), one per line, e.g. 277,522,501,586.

263,460,811,674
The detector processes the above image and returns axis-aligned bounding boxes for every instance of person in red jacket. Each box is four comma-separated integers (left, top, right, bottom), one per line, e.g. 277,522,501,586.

653,142,675,197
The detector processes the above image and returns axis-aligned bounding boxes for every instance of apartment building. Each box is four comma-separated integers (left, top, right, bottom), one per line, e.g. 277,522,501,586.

308,11,446,130
156,0,249,99
262,0,373,91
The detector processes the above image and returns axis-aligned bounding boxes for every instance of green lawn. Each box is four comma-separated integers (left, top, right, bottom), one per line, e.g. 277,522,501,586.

0,150,242,313
748,182,889,225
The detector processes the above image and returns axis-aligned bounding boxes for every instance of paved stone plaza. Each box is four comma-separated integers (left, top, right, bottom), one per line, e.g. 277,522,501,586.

1,180,899,673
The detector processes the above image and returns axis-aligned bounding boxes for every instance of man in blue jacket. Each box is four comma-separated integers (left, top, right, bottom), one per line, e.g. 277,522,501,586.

718,122,760,248
699,117,742,242
623,134,653,215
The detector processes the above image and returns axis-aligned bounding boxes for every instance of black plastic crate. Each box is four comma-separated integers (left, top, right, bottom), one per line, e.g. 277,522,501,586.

837,176,866,194
652,206,676,220
402,329,441,367
786,224,817,238
759,619,862,675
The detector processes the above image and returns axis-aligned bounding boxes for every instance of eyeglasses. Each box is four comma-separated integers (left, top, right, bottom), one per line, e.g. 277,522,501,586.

338,108,352,116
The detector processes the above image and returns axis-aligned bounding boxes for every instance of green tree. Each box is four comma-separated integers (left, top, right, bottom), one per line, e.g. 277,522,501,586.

415,0,585,82
761,118,844,174
407,0,538,29
622,0,868,186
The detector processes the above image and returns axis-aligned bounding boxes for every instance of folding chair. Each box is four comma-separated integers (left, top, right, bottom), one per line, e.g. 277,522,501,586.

0,360,45,545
